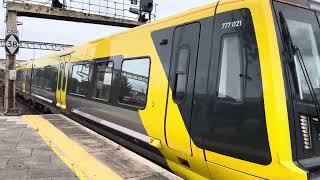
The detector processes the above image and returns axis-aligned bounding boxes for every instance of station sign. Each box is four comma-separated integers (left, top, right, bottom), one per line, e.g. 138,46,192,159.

5,29,19,55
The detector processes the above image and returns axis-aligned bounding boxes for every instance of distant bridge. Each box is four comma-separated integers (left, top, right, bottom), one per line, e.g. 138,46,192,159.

121,71,148,83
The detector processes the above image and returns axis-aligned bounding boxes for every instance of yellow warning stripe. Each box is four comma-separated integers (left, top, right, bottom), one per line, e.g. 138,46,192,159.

22,115,122,180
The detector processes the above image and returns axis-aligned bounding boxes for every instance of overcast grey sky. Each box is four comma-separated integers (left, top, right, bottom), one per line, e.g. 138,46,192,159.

0,0,214,60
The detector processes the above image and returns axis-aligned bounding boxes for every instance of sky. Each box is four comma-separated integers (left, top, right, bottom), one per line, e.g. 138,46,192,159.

0,0,215,60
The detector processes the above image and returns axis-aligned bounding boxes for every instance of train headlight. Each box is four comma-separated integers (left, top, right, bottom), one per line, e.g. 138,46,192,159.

300,115,312,150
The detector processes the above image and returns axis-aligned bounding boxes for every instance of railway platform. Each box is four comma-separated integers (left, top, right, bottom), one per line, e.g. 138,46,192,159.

0,114,180,180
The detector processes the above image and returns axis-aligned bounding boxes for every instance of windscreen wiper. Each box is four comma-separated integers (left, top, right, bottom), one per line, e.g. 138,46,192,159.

279,12,320,118
295,47,320,112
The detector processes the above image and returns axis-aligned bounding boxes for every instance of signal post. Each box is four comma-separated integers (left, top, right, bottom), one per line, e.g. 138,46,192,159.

4,10,18,114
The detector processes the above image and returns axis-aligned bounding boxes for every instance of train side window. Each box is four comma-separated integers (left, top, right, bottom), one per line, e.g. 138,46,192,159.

32,69,38,87
18,70,23,84
173,47,190,103
43,66,57,91
38,68,45,88
119,58,150,108
92,61,113,101
31,69,35,87
69,63,91,96
26,69,32,91
217,34,242,102
24,69,30,85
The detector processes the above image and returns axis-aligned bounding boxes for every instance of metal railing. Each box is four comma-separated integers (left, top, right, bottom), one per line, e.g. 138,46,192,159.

3,0,157,22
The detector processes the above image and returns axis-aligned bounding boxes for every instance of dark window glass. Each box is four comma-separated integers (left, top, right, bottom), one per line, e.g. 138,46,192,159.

43,66,57,91
59,63,64,90
38,68,45,88
32,69,38,87
92,61,113,100
19,70,24,84
17,70,23,84
211,33,270,163
26,69,32,92
175,75,188,102
69,63,91,96
177,48,190,73
202,9,270,165
174,47,190,102
31,67,57,91
62,63,67,90
218,35,242,101
119,58,150,107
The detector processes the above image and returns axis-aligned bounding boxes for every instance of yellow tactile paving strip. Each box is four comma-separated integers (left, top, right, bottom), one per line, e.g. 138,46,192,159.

22,115,123,180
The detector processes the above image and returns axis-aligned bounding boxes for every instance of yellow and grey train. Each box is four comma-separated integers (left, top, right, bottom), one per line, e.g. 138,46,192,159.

15,0,320,179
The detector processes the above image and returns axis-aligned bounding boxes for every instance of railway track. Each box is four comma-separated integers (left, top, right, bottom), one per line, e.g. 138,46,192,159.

16,97,42,115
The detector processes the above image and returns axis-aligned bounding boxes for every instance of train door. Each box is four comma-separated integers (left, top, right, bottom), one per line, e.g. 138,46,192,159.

56,55,70,110
195,9,271,178
165,23,200,156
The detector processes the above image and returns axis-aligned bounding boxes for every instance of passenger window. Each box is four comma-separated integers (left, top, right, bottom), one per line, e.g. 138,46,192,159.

119,58,150,108
218,35,242,101
38,68,45,88
173,47,190,102
43,66,57,91
92,61,113,100
69,63,91,96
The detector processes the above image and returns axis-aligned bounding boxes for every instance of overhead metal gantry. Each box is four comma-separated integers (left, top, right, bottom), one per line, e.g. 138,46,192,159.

0,39,73,51
3,0,157,27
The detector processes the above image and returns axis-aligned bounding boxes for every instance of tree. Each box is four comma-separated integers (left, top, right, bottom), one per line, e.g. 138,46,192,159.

119,75,132,99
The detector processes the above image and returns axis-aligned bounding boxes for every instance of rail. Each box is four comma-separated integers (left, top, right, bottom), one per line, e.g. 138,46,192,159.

3,0,157,22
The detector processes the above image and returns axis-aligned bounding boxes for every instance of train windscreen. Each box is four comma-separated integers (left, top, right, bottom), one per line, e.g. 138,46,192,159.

274,0,320,170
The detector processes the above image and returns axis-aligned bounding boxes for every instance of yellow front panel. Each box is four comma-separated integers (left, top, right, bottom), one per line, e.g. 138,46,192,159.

204,0,307,179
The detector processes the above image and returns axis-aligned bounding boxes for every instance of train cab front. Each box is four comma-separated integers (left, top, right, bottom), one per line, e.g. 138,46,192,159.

273,0,320,178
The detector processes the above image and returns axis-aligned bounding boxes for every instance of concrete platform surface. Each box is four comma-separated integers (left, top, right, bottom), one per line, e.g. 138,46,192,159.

5,114,182,180
0,116,77,180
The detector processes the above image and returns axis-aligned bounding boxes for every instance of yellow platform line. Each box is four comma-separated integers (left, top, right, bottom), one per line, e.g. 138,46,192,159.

22,115,123,180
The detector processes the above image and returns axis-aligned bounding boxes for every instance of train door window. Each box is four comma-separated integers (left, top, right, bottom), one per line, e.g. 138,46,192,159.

173,47,190,102
202,9,271,165
18,70,23,84
17,70,22,84
26,69,29,84
26,69,32,92
119,58,150,108
38,68,45,89
32,69,38,87
43,66,57,91
217,34,242,101
92,61,113,101
69,63,92,96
